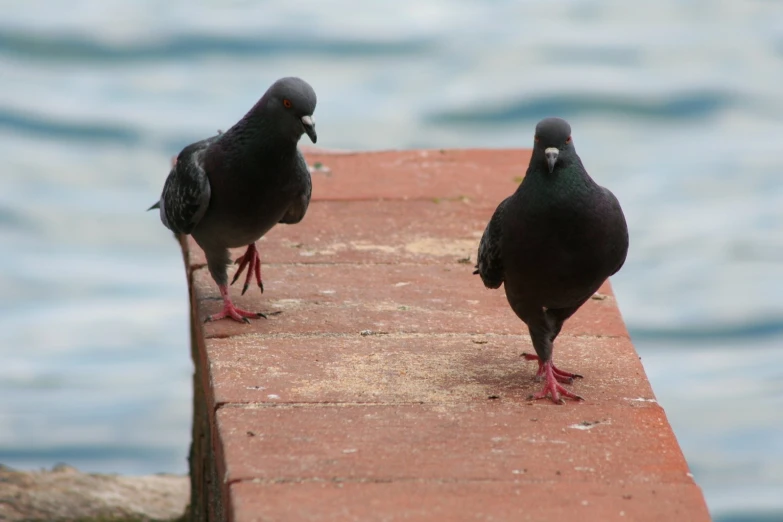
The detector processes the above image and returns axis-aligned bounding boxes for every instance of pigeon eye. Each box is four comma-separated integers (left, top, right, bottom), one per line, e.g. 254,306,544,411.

565,136,572,143
534,136,540,143
283,99,293,109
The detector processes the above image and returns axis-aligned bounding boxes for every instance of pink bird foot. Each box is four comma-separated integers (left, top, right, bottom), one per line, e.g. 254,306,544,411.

522,352,583,383
526,359,584,404
205,285,268,324
231,243,264,295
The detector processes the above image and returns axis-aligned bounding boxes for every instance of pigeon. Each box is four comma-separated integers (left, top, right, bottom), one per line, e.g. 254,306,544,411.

474,117,629,404
150,77,317,323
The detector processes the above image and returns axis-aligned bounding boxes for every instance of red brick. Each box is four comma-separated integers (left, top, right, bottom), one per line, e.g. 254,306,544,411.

230,481,711,522
303,149,531,202
181,148,709,522
206,334,652,407
192,265,628,339
215,403,690,485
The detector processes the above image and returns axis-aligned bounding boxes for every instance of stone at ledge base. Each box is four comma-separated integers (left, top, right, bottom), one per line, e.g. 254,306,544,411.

0,464,188,522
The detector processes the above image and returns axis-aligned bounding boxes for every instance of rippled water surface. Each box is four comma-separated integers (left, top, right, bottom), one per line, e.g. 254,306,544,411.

1,2,782,519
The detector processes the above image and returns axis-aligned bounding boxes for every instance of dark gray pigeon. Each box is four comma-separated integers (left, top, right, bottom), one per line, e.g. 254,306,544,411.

474,117,629,403
151,77,317,323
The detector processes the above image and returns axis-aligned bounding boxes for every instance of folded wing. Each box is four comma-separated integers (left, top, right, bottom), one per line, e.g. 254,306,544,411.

157,137,218,235
474,196,510,289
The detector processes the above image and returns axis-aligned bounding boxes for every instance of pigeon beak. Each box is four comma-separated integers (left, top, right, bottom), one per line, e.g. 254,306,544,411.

545,147,559,173
301,115,317,143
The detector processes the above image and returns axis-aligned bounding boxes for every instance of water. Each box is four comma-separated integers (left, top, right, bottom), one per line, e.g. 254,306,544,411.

0,1,781,519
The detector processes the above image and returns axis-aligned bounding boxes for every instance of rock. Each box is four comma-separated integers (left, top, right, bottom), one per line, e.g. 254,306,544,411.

0,464,188,521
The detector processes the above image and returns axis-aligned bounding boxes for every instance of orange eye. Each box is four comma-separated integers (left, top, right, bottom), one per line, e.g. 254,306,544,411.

565,136,572,143
534,136,540,143
283,99,292,108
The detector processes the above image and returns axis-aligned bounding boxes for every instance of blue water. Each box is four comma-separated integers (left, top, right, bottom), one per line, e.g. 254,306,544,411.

1,2,781,519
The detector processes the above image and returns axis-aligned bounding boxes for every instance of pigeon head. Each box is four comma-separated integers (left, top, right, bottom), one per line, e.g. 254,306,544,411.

264,77,318,144
532,117,574,174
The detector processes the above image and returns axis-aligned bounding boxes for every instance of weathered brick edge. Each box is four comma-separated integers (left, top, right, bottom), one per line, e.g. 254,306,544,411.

180,233,220,521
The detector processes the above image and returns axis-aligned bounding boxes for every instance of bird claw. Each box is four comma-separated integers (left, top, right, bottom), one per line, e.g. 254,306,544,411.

539,373,574,385
231,244,265,295
529,383,584,404
523,352,583,383
533,373,574,384
205,299,268,324
241,279,264,296
527,359,584,404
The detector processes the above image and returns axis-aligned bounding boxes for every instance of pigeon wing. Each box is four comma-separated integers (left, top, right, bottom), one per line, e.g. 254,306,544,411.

278,152,312,225
158,138,216,235
601,187,629,276
474,196,510,289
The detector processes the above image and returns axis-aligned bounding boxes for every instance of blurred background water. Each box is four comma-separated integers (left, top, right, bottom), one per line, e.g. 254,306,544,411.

0,1,781,520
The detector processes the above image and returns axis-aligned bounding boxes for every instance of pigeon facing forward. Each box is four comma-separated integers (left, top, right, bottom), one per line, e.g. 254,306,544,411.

151,77,317,323
475,117,629,403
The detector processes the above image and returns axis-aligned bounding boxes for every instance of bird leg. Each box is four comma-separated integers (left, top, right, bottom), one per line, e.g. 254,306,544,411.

528,359,584,404
231,243,264,295
205,285,268,324
522,352,583,383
